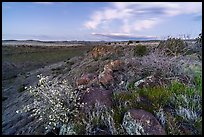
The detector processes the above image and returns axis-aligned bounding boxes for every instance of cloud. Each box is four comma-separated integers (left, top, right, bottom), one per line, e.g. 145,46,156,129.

92,32,157,40
84,2,202,34
33,2,54,5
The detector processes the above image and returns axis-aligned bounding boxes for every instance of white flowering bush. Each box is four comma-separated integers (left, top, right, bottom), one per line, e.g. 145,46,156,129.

171,93,202,122
82,101,118,135
154,108,166,128
16,74,84,134
122,112,145,135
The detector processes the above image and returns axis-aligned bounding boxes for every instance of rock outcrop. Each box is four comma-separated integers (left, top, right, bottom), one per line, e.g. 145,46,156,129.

80,87,113,112
122,109,166,135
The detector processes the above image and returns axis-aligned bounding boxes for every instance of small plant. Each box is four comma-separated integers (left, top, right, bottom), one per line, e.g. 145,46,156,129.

165,112,182,135
194,72,202,94
134,45,148,57
168,80,186,95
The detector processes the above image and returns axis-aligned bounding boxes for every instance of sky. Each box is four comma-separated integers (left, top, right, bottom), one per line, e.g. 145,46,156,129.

2,2,202,41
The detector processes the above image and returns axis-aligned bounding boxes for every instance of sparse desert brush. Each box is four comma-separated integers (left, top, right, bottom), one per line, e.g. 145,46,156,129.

139,51,182,78
127,40,133,45
158,38,188,56
138,50,201,87
134,44,148,57
16,74,84,134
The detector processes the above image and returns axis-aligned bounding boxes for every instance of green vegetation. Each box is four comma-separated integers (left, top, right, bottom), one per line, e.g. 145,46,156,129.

2,46,94,80
2,46,93,64
158,38,187,56
165,112,182,135
194,72,202,94
127,40,133,45
138,86,172,109
134,44,148,57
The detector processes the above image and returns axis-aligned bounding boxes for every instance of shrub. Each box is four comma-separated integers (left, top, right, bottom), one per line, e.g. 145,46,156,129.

16,74,84,134
134,45,148,57
127,40,133,45
168,79,202,131
158,38,188,56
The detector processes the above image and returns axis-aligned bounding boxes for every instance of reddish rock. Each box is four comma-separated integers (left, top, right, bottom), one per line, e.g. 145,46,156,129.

90,46,113,59
104,60,124,72
98,71,114,86
123,109,166,135
81,87,113,111
76,73,97,86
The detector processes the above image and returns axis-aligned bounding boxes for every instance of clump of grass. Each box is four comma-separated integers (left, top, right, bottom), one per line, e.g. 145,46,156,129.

138,85,172,110
134,44,148,57
168,80,186,95
194,72,202,95
165,112,182,135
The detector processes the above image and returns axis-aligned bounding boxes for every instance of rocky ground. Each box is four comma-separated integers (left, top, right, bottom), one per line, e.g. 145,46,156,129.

2,39,202,135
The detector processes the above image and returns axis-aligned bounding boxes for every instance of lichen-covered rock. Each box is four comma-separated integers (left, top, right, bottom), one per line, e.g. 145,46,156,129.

81,87,113,111
98,71,114,87
104,60,124,72
90,46,114,60
122,109,166,135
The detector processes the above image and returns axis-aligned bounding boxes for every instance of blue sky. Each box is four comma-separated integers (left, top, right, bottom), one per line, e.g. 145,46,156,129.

2,2,202,41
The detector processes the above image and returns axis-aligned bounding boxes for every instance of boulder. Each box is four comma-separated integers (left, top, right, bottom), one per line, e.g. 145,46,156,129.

98,71,114,87
104,60,124,72
122,109,166,135
80,87,113,111
76,73,97,87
